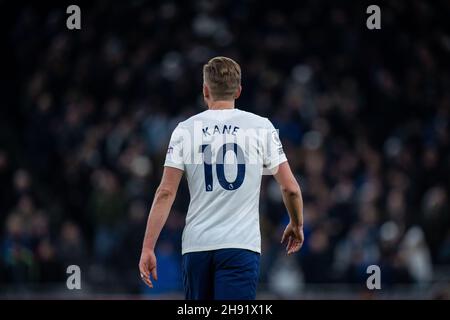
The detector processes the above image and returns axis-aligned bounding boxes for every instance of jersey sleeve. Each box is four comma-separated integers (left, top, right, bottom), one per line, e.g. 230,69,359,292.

263,119,287,173
164,124,185,171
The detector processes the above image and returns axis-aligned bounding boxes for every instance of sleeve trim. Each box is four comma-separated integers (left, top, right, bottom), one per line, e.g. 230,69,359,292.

266,157,288,170
164,162,185,171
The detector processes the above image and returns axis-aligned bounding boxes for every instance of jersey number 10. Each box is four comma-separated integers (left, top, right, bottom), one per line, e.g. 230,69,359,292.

200,143,246,191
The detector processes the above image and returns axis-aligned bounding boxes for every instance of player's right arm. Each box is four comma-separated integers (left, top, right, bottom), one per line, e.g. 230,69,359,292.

263,120,304,255
274,161,304,255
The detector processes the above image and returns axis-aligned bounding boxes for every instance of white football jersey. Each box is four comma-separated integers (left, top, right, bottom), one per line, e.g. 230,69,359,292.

164,108,287,254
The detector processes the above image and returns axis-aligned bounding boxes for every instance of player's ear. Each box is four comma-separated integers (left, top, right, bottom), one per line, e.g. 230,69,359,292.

234,85,242,99
203,84,210,99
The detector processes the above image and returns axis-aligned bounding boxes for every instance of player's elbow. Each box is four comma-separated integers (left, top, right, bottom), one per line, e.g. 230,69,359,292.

281,182,301,198
155,186,175,201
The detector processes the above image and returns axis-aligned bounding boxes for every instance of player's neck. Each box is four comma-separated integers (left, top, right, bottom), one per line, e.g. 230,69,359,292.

208,100,235,110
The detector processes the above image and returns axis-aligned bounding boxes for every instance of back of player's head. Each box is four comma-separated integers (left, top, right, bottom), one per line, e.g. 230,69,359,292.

203,56,241,101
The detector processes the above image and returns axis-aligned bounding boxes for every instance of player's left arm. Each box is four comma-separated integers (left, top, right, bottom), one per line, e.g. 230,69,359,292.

139,166,183,288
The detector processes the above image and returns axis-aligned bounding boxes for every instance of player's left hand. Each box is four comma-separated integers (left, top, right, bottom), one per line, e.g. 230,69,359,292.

281,223,304,255
139,249,158,288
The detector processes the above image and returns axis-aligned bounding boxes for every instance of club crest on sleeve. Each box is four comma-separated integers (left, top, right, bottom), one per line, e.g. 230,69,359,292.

272,131,281,146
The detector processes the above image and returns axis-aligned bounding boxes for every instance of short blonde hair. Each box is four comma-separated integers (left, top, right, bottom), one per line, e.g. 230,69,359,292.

203,56,241,101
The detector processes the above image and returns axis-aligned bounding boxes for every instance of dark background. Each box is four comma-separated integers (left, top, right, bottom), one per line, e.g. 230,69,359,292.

0,0,449,299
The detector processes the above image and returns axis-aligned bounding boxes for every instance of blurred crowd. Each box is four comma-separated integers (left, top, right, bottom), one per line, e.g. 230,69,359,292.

1,0,449,297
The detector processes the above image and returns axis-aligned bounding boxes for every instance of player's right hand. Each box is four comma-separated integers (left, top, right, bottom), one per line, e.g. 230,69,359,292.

281,223,304,255
139,249,158,288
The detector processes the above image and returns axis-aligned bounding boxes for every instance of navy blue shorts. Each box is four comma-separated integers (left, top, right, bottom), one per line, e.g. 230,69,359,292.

182,248,260,300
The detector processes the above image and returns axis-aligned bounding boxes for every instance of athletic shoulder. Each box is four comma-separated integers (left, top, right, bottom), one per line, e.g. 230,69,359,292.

173,109,273,130
175,110,209,129
235,109,273,128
